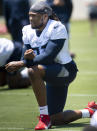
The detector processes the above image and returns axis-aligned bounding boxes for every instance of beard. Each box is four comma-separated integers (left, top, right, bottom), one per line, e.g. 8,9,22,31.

31,22,44,29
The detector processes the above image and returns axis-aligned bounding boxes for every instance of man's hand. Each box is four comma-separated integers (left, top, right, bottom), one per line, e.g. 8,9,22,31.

24,49,35,60
5,61,25,72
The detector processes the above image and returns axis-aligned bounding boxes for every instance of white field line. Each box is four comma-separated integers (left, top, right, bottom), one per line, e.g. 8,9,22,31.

0,127,24,130
51,129,80,131
69,94,97,97
77,59,97,62
0,92,30,96
0,128,80,131
80,71,97,75
0,122,29,123
73,49,97,53
0,92,97,97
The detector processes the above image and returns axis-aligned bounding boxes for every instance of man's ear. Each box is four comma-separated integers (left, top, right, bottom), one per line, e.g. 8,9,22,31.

43,14,49,22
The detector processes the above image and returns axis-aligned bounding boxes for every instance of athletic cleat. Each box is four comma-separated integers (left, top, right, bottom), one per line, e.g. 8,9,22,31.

35,114,51,130
85,101,97,117
88,101,97,110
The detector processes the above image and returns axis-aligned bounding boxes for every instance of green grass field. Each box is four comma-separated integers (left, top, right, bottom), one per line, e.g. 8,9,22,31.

0,20,97,131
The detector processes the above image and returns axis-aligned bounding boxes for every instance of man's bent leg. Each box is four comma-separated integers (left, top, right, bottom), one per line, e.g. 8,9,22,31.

46,84,82,125
28,65,46,106
28,65,51,130
51,110,82,125
46,83,97,126
51,101,97,126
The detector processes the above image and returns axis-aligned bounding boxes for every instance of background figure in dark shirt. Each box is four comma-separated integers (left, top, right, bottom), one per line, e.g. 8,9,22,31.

46,0,75,58
46,0,73,33
3,0,30,44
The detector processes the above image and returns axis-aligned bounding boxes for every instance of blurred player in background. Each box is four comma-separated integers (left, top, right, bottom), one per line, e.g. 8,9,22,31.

5,1,97,130
91,110,97,127
85,0,97,36
46,0,73,33
83,126,97,131
82,110,97,131
3,0,30,44
0,38,30,89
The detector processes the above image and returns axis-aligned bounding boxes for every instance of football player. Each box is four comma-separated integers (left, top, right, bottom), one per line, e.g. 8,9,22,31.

5,1,97,130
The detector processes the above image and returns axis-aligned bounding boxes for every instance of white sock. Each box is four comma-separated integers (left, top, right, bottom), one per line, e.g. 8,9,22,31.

39,106,48,115
80,109,90,118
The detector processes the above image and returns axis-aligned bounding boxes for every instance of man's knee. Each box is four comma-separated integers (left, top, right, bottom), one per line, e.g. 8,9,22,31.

28,68,34,77
28,66,41,80
28,65,45,79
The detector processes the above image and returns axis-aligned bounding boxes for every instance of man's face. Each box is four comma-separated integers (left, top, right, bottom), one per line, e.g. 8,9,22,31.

29,12,44,29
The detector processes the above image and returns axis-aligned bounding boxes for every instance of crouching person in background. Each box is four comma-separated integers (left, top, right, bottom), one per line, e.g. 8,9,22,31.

0,38,30,89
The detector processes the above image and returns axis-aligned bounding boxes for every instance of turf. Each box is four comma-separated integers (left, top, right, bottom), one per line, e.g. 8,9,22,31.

0,20,97,131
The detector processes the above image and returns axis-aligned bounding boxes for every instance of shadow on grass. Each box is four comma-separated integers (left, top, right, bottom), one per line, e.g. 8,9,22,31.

52,122,89,129
0,85,31,92
0,86,10,92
